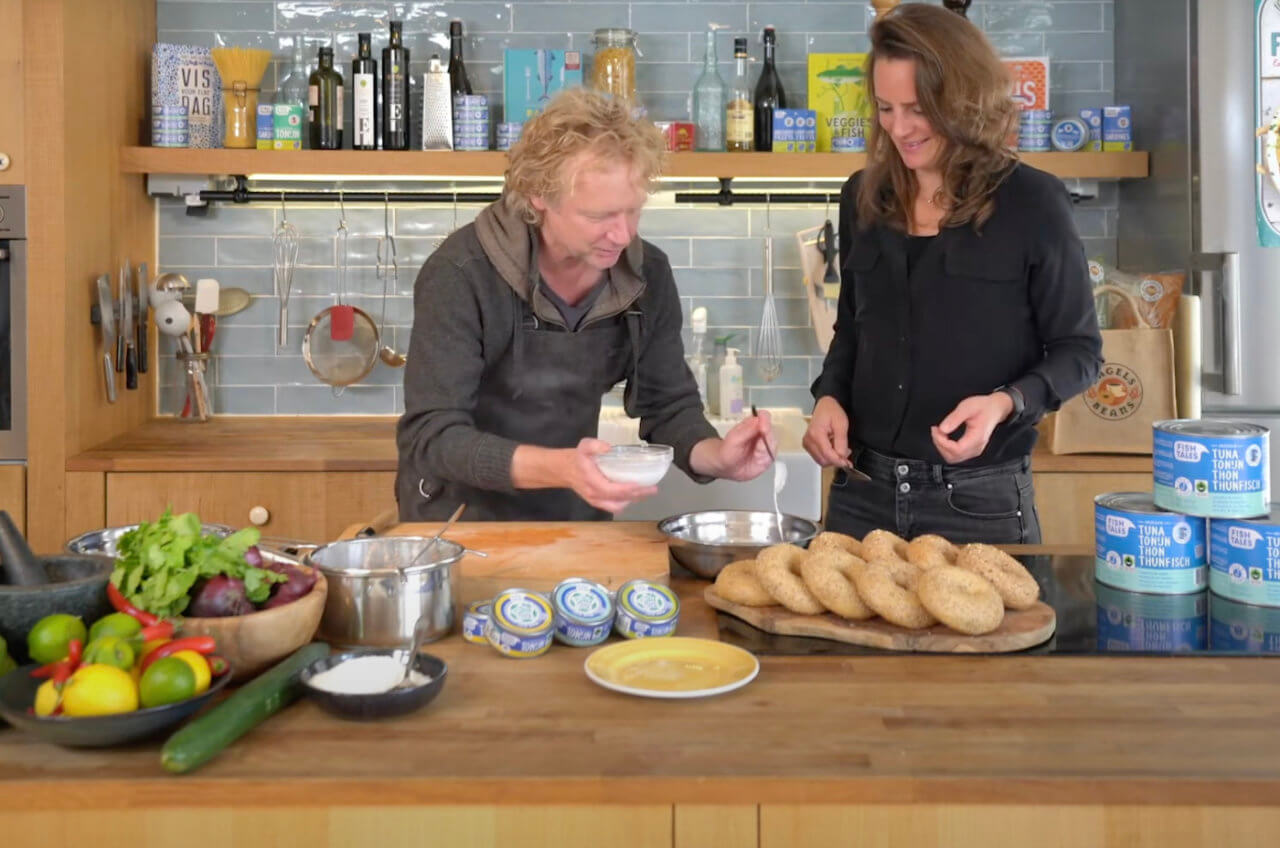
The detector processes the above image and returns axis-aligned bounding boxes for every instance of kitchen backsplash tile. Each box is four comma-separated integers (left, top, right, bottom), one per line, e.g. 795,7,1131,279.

153,0,1115,417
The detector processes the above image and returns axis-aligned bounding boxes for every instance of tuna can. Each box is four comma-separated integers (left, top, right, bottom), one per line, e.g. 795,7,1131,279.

484,588,554,658
1153,419,1270,518
1209,505,1280,608
550,578,614,647
1094,492,1207,594
613,579,679,639
462,600,492,645
1209,591,1280,653
1094,582,1207,653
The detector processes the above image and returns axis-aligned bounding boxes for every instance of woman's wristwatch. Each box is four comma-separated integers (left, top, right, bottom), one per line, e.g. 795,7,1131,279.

995,384,1026,422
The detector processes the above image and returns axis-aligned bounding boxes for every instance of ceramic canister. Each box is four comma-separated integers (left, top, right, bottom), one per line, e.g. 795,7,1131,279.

1153,419,1270,518
484,588,554,658
1094,492,1207,594
1094,582,1208,653
612,579,680,639
1209,505,1280,608
550,578,614,647
462,600,492,645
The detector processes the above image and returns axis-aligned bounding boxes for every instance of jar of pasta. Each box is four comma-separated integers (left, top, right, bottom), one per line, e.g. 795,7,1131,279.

591,28,638,102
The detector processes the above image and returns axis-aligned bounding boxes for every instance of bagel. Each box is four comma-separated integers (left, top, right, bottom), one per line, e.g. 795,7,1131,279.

713,559,776,607
754,544,826,615
861,529,909,562
853,558,936,629
956,543,1040,610
916,565,1005,635
905,534,959,571
799,549,874,620
809,531,863,559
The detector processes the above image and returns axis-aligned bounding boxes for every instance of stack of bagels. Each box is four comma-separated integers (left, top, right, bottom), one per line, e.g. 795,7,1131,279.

712,529,1040,636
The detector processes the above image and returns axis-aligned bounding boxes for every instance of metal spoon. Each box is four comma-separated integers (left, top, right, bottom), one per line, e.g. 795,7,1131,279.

405,502,467,570
751,405,785,541
399,615,432,688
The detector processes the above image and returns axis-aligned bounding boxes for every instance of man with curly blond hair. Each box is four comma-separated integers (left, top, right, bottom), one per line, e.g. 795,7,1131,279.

396,88,776,520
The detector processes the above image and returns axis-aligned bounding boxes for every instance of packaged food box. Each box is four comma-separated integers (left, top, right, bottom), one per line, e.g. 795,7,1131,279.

654,120,695,151
1103,105,1133,151
151,43,223,148
503,49,584,122
807,53,871,152
772,109,817,153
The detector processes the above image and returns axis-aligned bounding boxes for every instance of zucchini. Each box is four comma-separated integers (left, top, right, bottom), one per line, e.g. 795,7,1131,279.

161,641,329,774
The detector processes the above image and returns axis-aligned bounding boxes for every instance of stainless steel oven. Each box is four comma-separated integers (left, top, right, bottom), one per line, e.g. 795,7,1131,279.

0,186,27,461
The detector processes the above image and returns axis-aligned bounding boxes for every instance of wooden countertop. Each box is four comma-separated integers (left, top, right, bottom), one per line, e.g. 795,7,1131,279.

0,539,1276,809
66,417,1154,474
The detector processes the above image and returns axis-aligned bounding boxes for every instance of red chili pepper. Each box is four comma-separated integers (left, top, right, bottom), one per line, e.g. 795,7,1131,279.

206,655,229,677
29,664,54,679
107,581,159,626
66,639,83,669
139,636,217,672
138,620,175,642
51,660,74,687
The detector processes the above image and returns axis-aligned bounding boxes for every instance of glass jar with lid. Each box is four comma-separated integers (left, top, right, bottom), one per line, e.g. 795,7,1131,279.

591,28,638,102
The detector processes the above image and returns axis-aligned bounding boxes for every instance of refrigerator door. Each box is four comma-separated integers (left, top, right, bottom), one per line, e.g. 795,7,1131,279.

1196,0,1280,412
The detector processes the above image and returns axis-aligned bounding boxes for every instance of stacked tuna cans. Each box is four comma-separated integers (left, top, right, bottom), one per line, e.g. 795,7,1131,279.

453,94,490,151
1017,109,1053,152
1095,420,1274,619
152,104,189,148
496,122,523,152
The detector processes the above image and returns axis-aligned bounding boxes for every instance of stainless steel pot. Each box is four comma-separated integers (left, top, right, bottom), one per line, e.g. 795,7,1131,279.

304,536,469,649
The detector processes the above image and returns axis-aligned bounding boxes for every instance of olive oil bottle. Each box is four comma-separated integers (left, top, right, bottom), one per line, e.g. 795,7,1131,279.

308,46,343,149
352,33,378,150
382,20,411,150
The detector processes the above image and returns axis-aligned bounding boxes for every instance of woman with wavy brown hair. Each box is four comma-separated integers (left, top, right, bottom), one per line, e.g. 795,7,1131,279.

803,3,1102,544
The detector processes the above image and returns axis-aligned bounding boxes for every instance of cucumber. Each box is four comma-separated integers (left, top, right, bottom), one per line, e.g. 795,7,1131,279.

161,641,329,774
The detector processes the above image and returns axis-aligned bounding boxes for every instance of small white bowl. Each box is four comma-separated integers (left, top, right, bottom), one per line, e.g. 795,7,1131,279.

595,444,674,486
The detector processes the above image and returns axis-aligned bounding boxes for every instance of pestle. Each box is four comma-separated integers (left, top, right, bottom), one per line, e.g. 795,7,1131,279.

0,510,48,586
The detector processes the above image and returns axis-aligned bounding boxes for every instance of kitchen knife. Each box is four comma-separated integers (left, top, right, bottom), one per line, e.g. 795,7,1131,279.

95,275,117,403
136,261,149,374
122,262,137,390
115,265,126,372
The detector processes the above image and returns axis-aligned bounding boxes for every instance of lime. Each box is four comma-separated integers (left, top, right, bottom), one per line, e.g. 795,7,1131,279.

27,614,88,665
88,612,142,643
61,664,139,717
33,679,60,716
171,650,211,695
139,656,196,709
82,635,136,670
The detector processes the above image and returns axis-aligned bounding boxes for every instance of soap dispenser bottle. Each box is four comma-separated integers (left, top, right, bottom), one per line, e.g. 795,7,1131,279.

688,307,709,407
707,334,732,417
718,347,744,417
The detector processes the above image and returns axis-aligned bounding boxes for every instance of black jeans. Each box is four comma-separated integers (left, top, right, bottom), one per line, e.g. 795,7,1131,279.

825,448,1042,545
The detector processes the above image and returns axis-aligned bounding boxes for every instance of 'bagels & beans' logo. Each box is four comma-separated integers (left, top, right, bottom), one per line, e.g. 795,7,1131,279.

1084,361,1143,419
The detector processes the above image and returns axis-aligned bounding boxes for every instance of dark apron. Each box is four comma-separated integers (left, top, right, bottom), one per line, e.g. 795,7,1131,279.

398,298,642,521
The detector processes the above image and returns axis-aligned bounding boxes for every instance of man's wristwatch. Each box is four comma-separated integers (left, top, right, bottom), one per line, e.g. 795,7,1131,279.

995,384,1026,422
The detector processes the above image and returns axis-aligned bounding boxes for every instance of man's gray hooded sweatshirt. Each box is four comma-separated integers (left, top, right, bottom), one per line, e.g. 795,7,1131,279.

395,196,717,521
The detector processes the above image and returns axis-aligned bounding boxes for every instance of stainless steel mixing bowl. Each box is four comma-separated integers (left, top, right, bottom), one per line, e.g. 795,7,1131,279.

657,510,820,579
65,522,235,557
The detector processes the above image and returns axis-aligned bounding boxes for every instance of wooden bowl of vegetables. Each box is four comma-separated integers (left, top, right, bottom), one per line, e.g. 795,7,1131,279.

105,512,328,681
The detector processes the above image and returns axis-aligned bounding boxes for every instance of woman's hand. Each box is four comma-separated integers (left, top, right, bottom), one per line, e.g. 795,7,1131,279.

930,392,1015,464
803,396,854,468
690,411,776,481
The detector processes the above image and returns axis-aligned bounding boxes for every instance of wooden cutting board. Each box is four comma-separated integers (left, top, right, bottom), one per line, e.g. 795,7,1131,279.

351,522,670,606
704,586,1056,653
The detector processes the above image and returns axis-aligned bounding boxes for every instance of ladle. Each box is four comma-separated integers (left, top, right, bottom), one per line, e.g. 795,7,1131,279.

0,510,47,586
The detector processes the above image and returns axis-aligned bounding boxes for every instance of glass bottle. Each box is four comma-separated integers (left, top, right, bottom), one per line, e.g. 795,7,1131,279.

382,20,410,150
753,26,786,151
448,19,472,96
352,33,378,150
272,43,308,150
692,29,727,152
726,37,753,152
308,46,343,150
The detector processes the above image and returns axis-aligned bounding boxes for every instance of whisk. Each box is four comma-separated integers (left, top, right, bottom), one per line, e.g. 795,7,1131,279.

273,194,300,348
755,230,783,382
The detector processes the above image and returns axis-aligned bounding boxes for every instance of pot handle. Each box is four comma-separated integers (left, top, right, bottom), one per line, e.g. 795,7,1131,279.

257,536,321,559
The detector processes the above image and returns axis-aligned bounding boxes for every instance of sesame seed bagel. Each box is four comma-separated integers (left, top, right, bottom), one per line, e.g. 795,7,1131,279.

713,559,777,607
916,565,1005,635
956,543,1040,610
853,558,936,629
808,531,864,559
799,548,874,620
861,528,909,563
754,544,826,615
905,534,959,571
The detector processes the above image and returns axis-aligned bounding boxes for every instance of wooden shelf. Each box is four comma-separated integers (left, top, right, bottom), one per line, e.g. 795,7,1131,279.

120,147,1149,181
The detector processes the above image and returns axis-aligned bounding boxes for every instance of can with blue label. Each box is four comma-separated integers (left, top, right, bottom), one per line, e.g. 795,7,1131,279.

1209,505,1280,608
1051,117,1088,152
613,579,679,639
462,600,492,645
1094,492,1207,594
1209,591,1280,653
1094,582,1207,653
485,588,555,658
550,578,614,647
1153,420,1270,518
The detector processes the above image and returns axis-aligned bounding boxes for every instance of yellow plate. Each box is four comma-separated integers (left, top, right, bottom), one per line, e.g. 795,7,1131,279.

583,637,759,699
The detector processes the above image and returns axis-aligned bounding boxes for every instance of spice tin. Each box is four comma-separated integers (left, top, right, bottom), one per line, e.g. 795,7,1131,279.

1094,492,1207,594
1209,591,1280,653
462,600,492,644
550,578,614,647
613,579,679,639
1153,419,1270,518
1209,505,1280,608
1094,582,1208,653
484,588,554,658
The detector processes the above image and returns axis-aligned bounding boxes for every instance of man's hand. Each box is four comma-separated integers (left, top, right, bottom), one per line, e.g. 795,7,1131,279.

930,392,1015,464
689,410,776,481
512,440,658,514
803,396,853,468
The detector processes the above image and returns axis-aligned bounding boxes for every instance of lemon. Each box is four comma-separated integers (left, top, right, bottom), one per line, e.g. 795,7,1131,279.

139,657,196,709
88,612,142,643
82,635,136,671
33,680,60,716
171,650,211,695
27,614,88,665
60,664,139,717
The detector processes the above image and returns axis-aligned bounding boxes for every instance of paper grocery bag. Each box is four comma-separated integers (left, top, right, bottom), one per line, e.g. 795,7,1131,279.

1048,327,1177,455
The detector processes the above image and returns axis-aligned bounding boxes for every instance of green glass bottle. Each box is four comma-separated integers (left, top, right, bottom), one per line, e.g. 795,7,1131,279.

308,46,344,149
